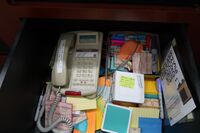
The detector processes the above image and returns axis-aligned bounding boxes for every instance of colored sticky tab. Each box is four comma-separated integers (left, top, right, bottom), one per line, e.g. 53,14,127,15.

139,118,162,133
129,107,159,128
86,110,96,133
66,96,96,111
74,120,88,133
120,76,135,89
145,94,159,99
112,40,125,46
112,34,125,40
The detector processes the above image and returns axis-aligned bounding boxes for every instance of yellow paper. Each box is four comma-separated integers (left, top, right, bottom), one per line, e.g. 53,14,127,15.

119,76,135,89
95,107,103,130
129,107,160,128
66,96,96,111
144,79,158,95
95,76,109,130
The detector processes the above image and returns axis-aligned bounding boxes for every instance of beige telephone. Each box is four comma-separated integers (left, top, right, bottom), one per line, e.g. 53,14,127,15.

52,31,103,97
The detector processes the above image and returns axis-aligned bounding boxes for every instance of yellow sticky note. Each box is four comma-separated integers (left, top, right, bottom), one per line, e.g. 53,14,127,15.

129,107,160,128
66,97,96,111
144,79,158,95
95,107,103,130
119,76,135,89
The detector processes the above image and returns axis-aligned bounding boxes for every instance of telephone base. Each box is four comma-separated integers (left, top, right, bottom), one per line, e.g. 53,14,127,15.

85,93,96,99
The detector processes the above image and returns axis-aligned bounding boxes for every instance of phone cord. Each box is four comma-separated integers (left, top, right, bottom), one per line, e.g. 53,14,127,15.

37,90,73,132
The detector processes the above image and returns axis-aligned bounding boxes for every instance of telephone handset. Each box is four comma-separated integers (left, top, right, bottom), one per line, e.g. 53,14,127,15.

52,33,75,87
52,31,103,97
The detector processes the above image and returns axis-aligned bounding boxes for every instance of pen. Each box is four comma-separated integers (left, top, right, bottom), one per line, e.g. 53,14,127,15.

34,87,45,122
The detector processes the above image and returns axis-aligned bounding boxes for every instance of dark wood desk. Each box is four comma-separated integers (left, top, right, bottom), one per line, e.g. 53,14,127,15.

0,0,200,67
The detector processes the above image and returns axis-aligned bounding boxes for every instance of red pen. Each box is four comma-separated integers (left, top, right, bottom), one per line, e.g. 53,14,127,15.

65,91,81,96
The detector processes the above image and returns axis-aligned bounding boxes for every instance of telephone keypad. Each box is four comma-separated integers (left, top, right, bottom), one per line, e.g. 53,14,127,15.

71,56,97,89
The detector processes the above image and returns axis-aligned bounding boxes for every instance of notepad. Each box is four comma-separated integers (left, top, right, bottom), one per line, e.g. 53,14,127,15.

66,96,96,111
102,103,132,133
113,71,144,103
129,107,159,128
139,118,162,133
144,78,158,95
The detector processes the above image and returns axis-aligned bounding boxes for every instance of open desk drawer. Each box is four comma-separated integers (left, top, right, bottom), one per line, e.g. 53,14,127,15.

0,19,199,133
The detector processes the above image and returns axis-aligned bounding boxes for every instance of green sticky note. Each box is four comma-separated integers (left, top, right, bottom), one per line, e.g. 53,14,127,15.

119,76,135,89
102,103,132,133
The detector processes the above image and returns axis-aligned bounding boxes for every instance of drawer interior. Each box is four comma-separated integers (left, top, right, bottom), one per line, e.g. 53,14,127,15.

0,19,199,133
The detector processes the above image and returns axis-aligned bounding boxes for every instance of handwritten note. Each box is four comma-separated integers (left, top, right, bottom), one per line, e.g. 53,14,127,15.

120,76,135,89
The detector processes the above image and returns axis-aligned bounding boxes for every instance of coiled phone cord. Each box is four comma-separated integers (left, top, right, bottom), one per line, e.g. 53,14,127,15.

37,86,73,133
48,89,61,126
37,106,73,133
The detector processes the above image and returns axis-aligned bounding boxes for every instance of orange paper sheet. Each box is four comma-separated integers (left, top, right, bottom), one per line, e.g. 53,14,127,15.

73,110,96,133
73,129,81,133
98,76,111,87
86,110,96,133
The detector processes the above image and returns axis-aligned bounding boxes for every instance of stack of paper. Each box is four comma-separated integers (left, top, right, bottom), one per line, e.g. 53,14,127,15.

129,107,160,128
144,78,158,99
132,52,152,74
139,98,159,109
